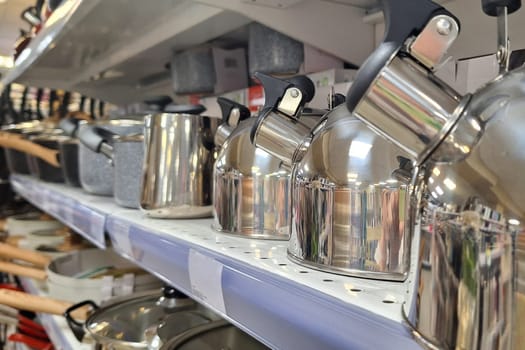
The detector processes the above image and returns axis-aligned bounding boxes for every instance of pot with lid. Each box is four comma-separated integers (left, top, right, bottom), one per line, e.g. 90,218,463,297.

251,73,412,280
213,97,291,239
79,126,144,208
346,0,523,348
140,104,219,218
64,286,199,350
78,119,144,196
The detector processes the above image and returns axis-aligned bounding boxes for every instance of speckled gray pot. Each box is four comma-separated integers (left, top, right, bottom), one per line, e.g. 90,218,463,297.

78,120,143,196
113,135,144,208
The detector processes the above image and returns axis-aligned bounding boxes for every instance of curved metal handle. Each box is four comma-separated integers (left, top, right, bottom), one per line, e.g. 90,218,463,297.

482,0,521,15
63,300,98,341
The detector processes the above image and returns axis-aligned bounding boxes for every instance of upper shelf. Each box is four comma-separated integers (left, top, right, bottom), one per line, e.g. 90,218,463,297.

0,0,376,105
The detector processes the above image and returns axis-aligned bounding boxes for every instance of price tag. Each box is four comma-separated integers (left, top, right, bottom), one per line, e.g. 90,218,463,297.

88,211,106,246
188,249,226,313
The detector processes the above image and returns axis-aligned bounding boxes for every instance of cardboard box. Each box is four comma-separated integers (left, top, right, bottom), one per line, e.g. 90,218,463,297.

171,47,248,95
455,54,499,94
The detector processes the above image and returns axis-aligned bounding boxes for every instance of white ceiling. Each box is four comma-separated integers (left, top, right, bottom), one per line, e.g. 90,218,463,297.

0,0,38,56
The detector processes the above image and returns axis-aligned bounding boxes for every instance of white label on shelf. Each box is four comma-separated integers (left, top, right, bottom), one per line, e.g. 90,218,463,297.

89,211,105,244
188,249,226,314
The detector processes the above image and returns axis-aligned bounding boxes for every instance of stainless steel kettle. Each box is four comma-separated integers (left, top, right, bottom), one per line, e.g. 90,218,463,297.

213,97,290,240
346,0,523,348
140,104,219,218
251,73,412,280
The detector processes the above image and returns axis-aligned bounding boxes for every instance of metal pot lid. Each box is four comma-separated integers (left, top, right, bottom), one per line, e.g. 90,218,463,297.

115,133,144,143
85,119,144,127
86,288,195,347
160,321,269,350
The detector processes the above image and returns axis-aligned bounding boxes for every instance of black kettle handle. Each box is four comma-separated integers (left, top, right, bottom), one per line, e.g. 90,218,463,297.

482,0,521,15
58,117,82,137
254,72,315,112
217,97,251,125
63,300,98,341
346,0,454,112
163,104,206,115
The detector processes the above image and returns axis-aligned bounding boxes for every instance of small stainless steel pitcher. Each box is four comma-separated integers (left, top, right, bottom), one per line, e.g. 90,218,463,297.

140,104,219,218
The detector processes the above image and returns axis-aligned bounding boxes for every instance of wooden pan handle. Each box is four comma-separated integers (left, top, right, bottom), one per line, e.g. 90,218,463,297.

0,289,87,319
0,132,60,167
0,243,52,268
0,261,47,281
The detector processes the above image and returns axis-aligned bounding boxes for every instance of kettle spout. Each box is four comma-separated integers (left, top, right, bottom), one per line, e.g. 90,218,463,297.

251,109,314,166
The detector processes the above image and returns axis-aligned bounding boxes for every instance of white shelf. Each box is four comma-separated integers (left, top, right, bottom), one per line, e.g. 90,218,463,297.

1,0,251,105
18,277,93,350
11,174,421,350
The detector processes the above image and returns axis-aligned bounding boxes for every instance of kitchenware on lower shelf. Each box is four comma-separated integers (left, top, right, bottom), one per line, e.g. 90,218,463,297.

78,119,144,196
141,104,220,218
64,287,210,349
251,72,412,281
0,246,162,304
79,126,144,208
212,97,291,240
5,212,64,238
344,0,523,348
160,320,269,350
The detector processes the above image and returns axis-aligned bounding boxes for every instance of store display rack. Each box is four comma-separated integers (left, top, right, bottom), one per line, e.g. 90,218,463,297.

18,277,92,350
11,174,420,350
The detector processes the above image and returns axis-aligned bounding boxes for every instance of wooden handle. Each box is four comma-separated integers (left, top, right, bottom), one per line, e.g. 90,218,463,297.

0,219,5,232
0,132,60,167
0,242,52,268
0,261,47,281
0,289,88,319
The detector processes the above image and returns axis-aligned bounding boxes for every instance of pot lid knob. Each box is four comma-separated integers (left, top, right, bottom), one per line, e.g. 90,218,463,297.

163,286,188,299
143,96,173,112
217,97,251,127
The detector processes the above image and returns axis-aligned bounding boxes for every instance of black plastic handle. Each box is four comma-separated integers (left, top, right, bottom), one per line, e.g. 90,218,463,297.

253,72,315,112
79,96,86,112
63,300,98,342
78,125,117,155
482,0,521,15
49,90,57,117
89,98,96,119
217,97,251,125
35,88,43,119
164,104,206,115
98,101,105,118
347,0,452,112
143,96,173,111
59,92,71,119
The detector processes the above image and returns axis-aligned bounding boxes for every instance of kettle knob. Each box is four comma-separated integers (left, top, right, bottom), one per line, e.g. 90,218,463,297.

143,95,173,112
482,0,521,16
217,97,251,126
162,286,188,299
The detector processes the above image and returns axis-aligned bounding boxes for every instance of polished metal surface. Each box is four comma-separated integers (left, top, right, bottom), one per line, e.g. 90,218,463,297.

288,106,412,280
353,55,465,161
140,113,219,218
213,118,291,240
402,66,525,350
85,291,195,350
160,320,269,350
409,15,460,70
251,109,318,166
